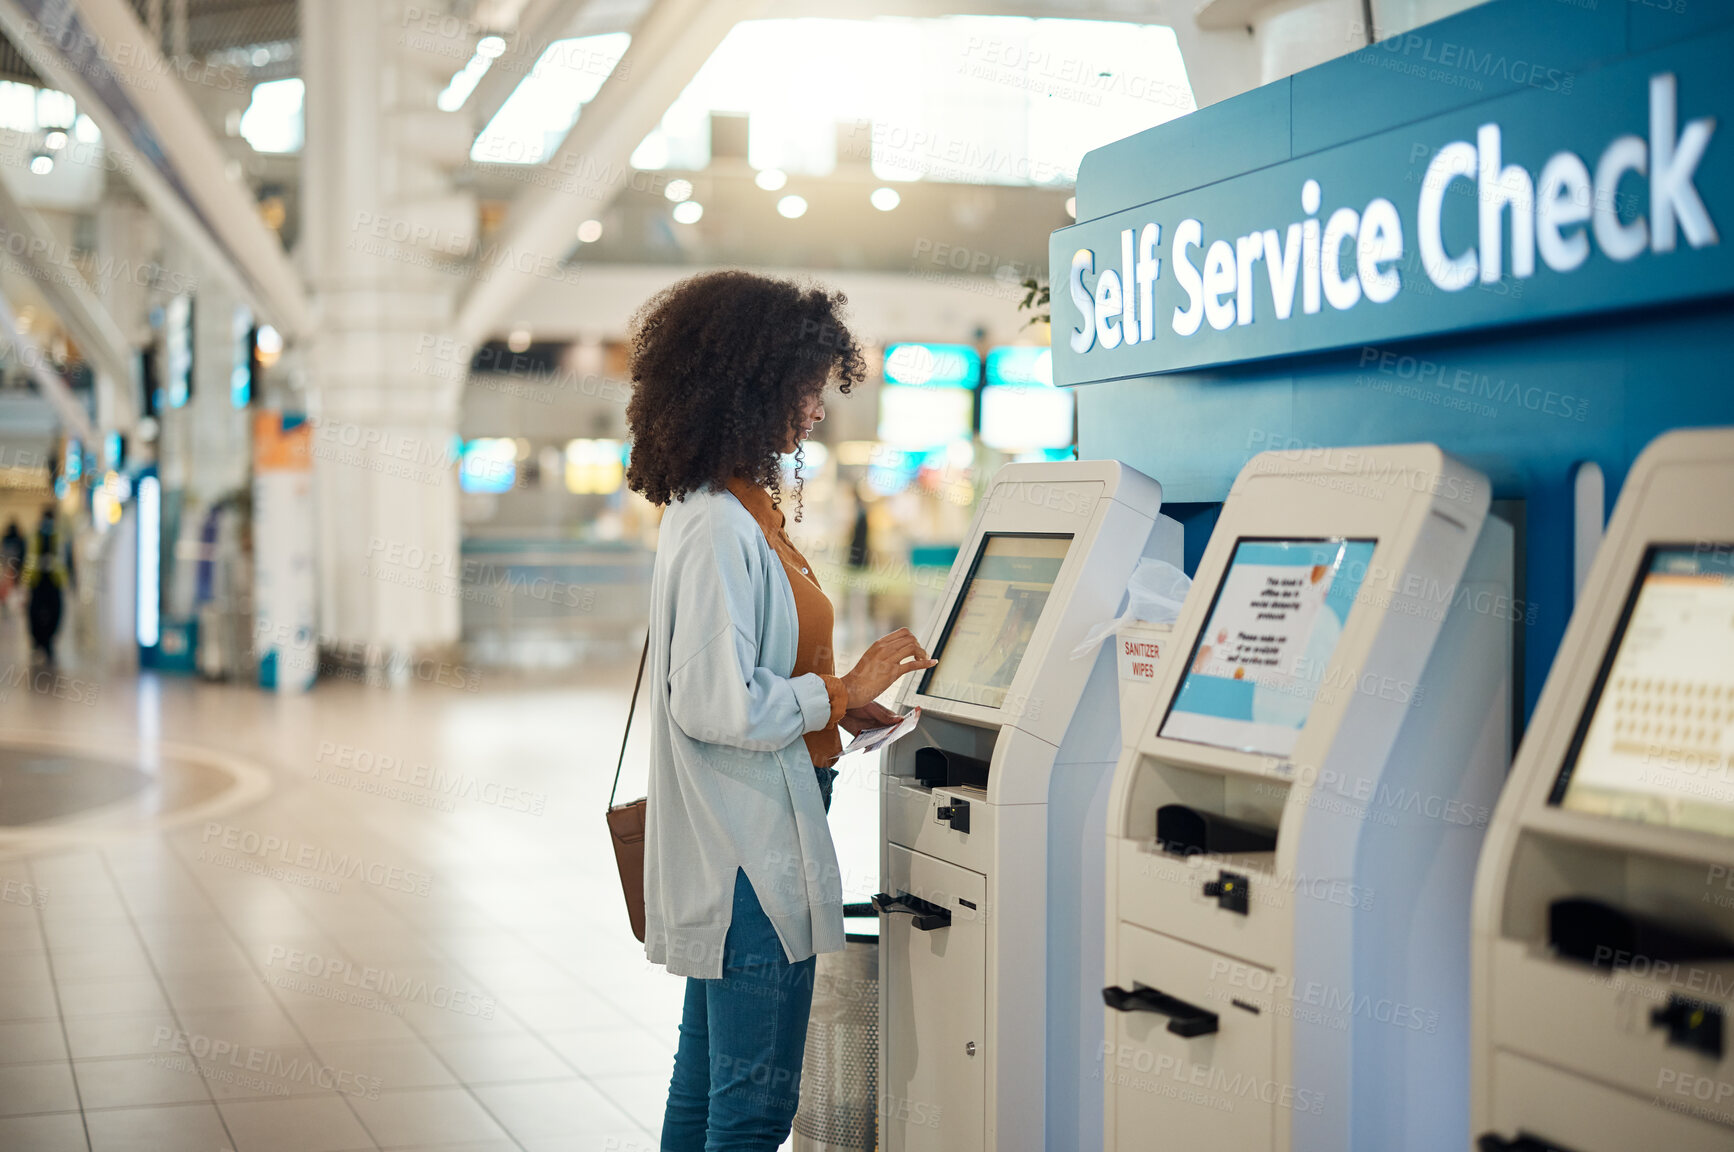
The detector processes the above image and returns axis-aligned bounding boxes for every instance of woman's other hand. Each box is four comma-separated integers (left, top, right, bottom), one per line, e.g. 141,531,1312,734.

840,628,937,710
840,699,900,736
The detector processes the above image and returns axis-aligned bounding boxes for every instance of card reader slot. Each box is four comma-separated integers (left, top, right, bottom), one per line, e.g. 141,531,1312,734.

1102,982,1220,1038
1548,897,1734,968
872,890,953,932
914,747,991,791
1156,804,1278,857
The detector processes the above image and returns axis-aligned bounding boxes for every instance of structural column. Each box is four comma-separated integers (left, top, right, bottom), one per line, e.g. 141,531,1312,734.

1250,0,1368,83
300,0,476,658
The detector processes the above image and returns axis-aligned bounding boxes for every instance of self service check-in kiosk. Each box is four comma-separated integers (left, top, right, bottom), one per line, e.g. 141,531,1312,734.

1103,444,1515,1152
875,460,1181,1152
1472,429,1734,1152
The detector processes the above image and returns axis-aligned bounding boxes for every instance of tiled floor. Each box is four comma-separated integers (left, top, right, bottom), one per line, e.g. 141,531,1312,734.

0,618,821,1151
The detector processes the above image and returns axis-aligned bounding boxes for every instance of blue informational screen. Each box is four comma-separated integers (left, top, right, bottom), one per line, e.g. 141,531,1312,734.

882,343,980,388
1161,538,1377,758
985,346,1053,388
460,439,517,494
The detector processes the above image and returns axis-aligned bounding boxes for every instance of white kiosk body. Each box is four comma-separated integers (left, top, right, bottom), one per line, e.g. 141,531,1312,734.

1472,428,1734,1152
876,460,1181,1152
1103,444,1514,1152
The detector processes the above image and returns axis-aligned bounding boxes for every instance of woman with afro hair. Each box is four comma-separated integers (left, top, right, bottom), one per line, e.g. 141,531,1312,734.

627,270,935,1150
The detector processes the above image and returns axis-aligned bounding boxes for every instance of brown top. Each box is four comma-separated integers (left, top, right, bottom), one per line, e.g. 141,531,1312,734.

726,478,848,768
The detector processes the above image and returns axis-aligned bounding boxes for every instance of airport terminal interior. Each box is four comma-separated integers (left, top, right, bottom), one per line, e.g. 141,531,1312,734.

2,0,1733,1148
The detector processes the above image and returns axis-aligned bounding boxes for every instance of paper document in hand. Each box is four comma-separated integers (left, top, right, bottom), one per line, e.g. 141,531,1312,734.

843,707,922,755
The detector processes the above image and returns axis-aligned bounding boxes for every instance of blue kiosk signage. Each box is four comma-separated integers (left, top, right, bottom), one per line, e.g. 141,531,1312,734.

1051,29,1731,384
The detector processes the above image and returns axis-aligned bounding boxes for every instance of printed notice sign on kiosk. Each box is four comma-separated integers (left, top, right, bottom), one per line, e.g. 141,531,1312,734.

1163,539,1376,757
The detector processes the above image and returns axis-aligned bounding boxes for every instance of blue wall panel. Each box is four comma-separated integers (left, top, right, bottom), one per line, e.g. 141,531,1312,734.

1073,80,1293,220
1290,0,1627,155
1626,0,1734,54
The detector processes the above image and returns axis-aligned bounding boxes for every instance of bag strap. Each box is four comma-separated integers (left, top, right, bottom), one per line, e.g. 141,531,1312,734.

609,633,651,808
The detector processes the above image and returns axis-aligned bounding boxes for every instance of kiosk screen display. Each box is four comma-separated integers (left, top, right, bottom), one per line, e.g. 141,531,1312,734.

922,534,1072,710
1553,546,1734,839
1161,538,1377,757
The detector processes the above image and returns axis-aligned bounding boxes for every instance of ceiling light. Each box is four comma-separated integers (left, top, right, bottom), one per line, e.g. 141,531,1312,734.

665,178,693,203
673,200,704,224
29,154,52,175
439,35,511,112
755,168,788,191
507,327,532,353
776,195,808,219
1065,196,1077,219
870,187,900,212
576,219,603,242
43,130,66,150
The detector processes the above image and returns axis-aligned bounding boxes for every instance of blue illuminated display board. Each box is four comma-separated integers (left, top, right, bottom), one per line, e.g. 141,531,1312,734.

460,439,517,494
883,343,980,388
986,346,1054,388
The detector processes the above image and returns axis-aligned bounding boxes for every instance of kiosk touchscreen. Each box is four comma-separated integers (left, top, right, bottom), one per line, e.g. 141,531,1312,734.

1472,428,1734,1152
923,534,1073,710
875,460,1181,1152
1103,444,1514,1152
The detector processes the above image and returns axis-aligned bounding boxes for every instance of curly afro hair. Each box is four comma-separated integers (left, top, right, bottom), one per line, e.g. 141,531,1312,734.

625,270,868,519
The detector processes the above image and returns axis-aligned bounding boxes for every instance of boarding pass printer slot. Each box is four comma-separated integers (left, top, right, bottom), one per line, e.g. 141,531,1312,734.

915,747,991,791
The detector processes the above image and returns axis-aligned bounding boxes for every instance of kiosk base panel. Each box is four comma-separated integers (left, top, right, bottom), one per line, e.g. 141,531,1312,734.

883,845,987,1152
1487,1049,1734,1151
1106,923,1277,1152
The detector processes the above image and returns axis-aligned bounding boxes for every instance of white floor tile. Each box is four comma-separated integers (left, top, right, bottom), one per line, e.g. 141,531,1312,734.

0,1110,88,1151
306,1038,458,1092
86,1101,230,1152
425,1031,573,1084
63,1012,179,1060
219,1094,377,1152
0,978,59,1022
348,1086,512,1147
550,1027,675,1081
471,1078,638,1142
73,1054,212,1109
0,1020,68,1064
0,1060,78,1117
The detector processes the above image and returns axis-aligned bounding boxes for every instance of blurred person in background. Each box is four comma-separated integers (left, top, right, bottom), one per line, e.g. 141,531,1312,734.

26,505,72,664
626,270,936,1152
846,481,871,571
0,518,23,615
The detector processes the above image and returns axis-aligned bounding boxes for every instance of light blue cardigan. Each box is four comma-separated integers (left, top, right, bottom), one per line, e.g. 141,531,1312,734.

642,485,846,978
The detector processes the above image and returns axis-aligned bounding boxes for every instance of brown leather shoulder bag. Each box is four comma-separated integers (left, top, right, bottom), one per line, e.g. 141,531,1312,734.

605,636,650,943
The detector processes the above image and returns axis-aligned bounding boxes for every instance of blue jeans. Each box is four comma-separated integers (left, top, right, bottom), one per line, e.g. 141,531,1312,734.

662,870,816,1151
